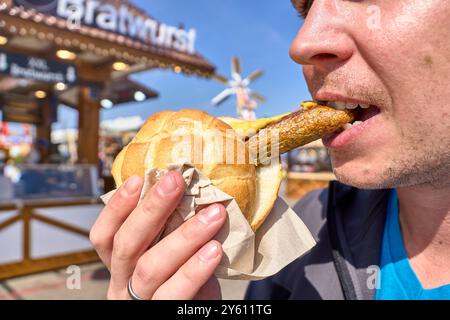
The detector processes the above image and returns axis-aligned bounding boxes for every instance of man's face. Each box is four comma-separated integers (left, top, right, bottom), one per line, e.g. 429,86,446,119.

289,0,450,189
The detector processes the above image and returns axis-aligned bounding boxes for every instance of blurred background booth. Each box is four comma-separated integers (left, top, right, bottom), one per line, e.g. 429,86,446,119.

0,0,215,280
284,140,336,200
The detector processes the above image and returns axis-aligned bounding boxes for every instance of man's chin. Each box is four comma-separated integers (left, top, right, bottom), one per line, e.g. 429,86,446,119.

331,161,387,189
333,170,378,189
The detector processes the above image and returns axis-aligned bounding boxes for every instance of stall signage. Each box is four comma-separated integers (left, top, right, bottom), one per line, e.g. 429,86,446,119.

0,51,77,84
13,0,197,54
1,100,42,125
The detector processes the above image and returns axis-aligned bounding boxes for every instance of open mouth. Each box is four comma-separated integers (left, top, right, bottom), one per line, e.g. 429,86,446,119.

318,100,381,147
319,101,381,132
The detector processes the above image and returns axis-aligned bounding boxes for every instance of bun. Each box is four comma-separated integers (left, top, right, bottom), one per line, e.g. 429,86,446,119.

112,109,282,231
112,103,353,231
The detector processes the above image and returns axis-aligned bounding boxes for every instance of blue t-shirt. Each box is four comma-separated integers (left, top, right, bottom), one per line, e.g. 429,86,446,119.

375,190,450,300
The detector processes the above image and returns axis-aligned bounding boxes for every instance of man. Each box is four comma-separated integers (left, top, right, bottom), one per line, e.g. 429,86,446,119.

90,0,450,300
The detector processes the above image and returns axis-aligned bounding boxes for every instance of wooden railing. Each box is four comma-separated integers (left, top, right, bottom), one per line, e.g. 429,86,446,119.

0,198,101,280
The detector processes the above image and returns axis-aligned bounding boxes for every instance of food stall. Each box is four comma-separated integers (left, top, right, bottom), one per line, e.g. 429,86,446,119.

0,0,215,279
285,140,336,200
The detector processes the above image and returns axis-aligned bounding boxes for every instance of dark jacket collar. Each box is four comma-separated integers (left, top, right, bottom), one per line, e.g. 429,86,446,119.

328,181,390,299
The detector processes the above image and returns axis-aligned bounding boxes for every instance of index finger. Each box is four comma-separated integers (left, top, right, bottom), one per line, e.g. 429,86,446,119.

90,176,144,269
109,170,186,290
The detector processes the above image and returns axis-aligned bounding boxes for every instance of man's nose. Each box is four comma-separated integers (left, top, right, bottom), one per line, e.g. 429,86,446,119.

289,1,354,72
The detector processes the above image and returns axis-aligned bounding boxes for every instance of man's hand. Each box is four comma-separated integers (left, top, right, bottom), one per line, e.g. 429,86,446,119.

90,171,226,300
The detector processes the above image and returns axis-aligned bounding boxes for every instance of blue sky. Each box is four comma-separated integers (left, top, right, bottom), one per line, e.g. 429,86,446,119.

58,0,311,129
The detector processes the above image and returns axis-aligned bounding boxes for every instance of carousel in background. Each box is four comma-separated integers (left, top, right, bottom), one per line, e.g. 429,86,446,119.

211,56,265,120
210,57,335,201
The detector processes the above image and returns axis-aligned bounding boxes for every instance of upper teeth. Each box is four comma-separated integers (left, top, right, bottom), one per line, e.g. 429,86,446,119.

327,101,370,110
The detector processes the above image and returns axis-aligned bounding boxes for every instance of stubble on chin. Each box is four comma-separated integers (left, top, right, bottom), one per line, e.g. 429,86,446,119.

330,151,450,190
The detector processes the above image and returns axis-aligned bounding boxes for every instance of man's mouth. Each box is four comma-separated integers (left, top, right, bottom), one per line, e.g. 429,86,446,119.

318,100,382,148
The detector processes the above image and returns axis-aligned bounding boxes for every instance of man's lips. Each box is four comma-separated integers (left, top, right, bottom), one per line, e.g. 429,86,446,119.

310,91,384,148
322,105,381,148
314,91,382,111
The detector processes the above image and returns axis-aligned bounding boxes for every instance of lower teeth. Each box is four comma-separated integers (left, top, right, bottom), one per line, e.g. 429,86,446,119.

343,121,363,130
343,123,353,130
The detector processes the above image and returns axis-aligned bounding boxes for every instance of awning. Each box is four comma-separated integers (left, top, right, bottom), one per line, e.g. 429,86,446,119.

0,0,215,79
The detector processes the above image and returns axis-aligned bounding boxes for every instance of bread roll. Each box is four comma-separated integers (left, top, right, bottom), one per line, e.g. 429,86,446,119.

112,109,282,231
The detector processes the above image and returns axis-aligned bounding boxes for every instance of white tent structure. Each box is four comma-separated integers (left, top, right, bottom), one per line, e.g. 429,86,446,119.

100,116,144,133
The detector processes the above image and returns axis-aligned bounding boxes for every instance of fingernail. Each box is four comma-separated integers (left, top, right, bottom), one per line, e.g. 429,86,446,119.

199,242,220,262
157,172,179,195
122,176,141,196
198,205,223,225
